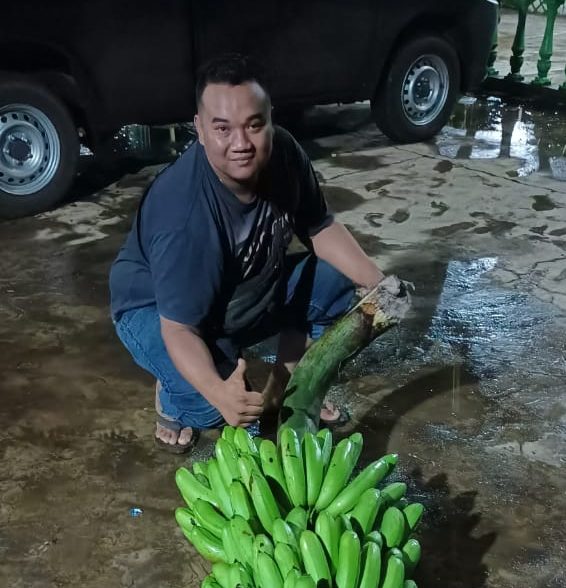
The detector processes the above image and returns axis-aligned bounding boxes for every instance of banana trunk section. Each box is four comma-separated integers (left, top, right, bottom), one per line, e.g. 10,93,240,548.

278,275,411,439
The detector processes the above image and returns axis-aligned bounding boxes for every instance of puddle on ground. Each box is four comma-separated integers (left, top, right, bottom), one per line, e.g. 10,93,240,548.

437,96,566,180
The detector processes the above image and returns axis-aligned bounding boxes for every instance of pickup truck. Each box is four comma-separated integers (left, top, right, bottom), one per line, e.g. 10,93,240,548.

0,0,498,218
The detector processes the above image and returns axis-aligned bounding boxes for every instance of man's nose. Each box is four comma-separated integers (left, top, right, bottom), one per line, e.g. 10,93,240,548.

231,128,252,150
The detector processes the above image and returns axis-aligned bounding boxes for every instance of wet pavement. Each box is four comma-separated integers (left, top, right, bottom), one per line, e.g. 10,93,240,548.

1,97,566,588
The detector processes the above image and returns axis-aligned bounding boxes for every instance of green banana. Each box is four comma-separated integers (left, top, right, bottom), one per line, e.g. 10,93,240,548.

314,510,340,574
381,554,405,588
256,552,284,588
339,513,353,533
193,498,227,538
389,548,404,560
299,530,332,587
234,426,260,458
314,438,356,511
283,569,300,588
403,503,424,532
358,541,382,588
403,581,418,588
253,533,275,565
279,427,307,508
221,525,238,564
325,457,390,517
230,564,254,588
303,432,324,507
401,538,421,574
380,507,406,549
316,428,333,472
229,480,256,522
383,453,399,470
215,438,241,487
211,562,233,588
259,438,292,505
186,524,226,563
175,507,197,536
272,518,299,550
193,460,209,479
175,466,219,509
285,506,308,540
294,576,316,588
274,542,301,579
335,530,361,588
221,425,237,445
208,458,234,518
365,530,384,549
250,472,282,534
349,432,364,464
229,515,255,569
381,482,407,506
350,488,382,535
238,454,261,493
201,574,223,588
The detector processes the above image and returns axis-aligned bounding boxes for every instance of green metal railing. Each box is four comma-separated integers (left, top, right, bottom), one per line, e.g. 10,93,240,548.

488,0,566,90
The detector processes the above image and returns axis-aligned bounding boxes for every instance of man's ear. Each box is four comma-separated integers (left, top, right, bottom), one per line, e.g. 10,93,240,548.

194,114,204,145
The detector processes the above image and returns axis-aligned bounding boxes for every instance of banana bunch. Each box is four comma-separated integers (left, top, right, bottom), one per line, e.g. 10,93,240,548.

174,426,425,588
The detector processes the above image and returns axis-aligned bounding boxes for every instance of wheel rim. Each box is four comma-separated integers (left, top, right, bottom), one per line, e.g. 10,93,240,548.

0,104,61,195
401,54,449,126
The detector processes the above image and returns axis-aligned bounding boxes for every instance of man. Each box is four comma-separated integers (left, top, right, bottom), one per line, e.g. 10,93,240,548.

110,54,384,453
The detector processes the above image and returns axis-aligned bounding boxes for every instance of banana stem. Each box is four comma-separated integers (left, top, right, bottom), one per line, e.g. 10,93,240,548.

277,275,411,439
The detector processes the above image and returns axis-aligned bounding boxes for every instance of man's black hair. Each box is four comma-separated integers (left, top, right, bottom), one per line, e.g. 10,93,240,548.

195,53,270,108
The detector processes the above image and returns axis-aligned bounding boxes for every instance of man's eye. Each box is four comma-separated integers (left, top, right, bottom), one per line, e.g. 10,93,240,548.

215,126,228,133
250,121,264,130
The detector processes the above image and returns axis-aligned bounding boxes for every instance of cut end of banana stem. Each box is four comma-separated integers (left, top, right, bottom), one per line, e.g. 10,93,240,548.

355,275,411,326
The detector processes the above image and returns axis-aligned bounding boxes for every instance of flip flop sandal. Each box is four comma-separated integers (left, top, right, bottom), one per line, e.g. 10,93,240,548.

155,381,200,454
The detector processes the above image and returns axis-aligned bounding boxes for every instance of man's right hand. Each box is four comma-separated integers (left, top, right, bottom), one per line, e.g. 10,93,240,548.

217,359,264,427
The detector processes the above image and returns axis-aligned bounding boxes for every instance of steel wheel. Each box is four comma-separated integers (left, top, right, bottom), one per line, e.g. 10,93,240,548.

401,54,449,126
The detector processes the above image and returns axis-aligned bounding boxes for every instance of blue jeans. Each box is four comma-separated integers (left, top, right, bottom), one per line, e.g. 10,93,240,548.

113,254,354,429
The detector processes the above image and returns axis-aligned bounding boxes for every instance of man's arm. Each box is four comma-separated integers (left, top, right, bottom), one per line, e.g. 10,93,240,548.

311,221,384,288
160,317,264,426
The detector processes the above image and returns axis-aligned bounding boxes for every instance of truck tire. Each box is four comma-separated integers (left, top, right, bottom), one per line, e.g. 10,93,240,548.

0,78,79,218
372,35,460,143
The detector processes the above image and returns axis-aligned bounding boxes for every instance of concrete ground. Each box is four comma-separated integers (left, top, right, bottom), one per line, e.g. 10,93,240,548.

1,94,566,588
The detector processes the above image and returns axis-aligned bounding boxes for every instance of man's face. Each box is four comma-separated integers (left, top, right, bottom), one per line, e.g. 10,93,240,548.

194,81,273,193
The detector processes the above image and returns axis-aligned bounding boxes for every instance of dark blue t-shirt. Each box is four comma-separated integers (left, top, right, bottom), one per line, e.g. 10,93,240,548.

109,126,332,338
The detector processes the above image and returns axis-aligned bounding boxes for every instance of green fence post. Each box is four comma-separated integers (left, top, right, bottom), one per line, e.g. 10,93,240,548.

487,3,501,76
507,0,532,81
532,0,566,86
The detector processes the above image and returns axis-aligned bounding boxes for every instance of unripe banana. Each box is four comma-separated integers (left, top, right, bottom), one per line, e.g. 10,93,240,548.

294,577,316,588
285,506,308,540
201,574,223,588
175,507,197,536
257,551,284,588
193,460,209,479
358,541,382,588
303,432,324,507
401,538,421,574
380,507,406,548
272,518,299,550
283,569,300,588
365,530,384,549
314,438,356,511
350,488,382,535
215,438,241,487
234,426,260,458
259,438,292,505
253,533,275,566
381,482,407,506
274,542,301,579
221,425,237,445
229,515,255,569
208,458,234,518
316,428,333,472
382,453,399,472
193,498,227,538
176,466,219,509
229,480,256,522
211,562,233,588
314,510,340,574
232,564,254,588
402,503,424,532
221,525,238,564
279,427,307,508
250,472,282,534
335,530,361,588
349,432,364,464
186,524,226,563
381,554,405,588
403,581,418,588
325,458,390,517
299,530,332,586
238,454,261,493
